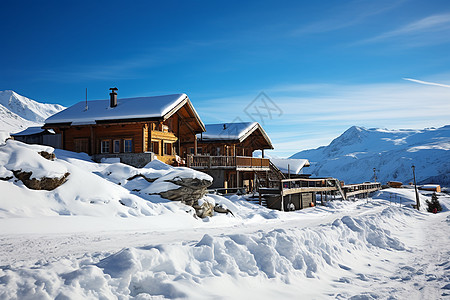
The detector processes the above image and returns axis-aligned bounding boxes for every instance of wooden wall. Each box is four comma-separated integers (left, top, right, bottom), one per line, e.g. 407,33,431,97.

61,123,144,154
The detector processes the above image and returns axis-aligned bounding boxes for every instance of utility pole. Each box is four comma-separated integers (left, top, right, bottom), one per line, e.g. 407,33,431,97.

373,168,377,182
412,165,420,210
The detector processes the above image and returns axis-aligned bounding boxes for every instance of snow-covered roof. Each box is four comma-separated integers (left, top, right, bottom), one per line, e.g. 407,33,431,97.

421,184,440,189
270,158,310,174
45,94,202,127
197,122,273,148
11,126,55,136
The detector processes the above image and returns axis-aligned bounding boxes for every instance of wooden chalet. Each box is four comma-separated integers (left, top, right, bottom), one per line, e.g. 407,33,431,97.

186,122,277,190
43,88,205,167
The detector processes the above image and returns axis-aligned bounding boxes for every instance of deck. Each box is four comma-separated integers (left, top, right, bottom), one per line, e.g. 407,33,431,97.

186,155,270,171
258,177,382,211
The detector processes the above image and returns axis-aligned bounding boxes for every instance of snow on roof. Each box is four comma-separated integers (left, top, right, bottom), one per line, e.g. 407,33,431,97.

421,184,441,189
270,158,310,174
198,122,258,141
11,126,55,136
45,94,188,125
197,122,273,148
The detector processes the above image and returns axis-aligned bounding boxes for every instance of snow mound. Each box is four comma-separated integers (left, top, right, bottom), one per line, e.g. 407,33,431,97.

0,200,418,299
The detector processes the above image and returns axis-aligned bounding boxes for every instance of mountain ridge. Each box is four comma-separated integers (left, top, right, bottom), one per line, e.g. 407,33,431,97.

0,90,65,133
290,125,450,186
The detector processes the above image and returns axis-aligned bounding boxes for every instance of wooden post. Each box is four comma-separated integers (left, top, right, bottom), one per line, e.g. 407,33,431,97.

262,149,264,158
149,125,153,152
259,189,262,206
194,135,198,155
412,165,420,210
142,124,147,152
177,117,181,156
90,126,94,155
281,193,284,212
236,170,240,189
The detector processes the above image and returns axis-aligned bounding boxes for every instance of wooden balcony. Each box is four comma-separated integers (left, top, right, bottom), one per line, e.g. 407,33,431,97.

187,155,270,171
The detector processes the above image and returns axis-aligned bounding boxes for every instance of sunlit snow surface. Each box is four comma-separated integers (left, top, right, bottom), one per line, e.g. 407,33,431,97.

0,139,449,299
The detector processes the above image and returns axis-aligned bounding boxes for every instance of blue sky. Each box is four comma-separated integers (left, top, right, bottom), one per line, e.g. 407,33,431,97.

1,0,450,157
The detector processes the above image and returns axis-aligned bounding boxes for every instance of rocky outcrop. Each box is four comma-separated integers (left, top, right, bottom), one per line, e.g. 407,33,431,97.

193,201,215,218
39,151,55,161
12,170,70,191
158,177,212,206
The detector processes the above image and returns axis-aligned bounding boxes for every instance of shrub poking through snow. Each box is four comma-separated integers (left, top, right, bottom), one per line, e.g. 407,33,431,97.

426,192,442,213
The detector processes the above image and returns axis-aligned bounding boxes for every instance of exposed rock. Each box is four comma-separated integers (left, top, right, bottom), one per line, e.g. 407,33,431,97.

158,177,212,206
214,204,234,216
0,176,13,181
12,170,70,190
127,174,157,183
38,151,55,161
193,201,215,218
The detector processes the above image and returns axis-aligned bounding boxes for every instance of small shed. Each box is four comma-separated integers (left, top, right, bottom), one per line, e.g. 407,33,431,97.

420,184,441,193
388,181,403,188
11,127,61,148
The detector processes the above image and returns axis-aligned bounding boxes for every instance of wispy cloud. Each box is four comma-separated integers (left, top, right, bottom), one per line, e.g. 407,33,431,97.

292,0,404,35
198,79,450,157
357,13,450,46
403,78,450,88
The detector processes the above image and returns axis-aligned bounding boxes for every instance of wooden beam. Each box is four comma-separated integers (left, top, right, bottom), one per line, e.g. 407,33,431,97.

90,126,94,155
194,135,198,155
177,115,181,156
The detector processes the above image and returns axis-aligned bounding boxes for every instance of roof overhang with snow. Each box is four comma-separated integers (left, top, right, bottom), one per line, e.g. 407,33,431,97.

270,158,310,174
11,126,55,137
197,122,273,149
44,93,205,133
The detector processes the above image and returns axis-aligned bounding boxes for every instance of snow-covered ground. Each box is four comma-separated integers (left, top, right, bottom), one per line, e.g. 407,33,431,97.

0,190,449,299
1,139,449,299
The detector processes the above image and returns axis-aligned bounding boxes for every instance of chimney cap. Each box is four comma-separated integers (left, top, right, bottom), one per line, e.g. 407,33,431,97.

109,87,118,92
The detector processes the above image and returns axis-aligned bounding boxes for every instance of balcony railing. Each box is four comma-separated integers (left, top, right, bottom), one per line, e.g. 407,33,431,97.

187,155,270,170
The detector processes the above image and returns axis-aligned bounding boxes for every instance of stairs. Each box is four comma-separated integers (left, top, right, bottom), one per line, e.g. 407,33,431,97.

326,178,346,200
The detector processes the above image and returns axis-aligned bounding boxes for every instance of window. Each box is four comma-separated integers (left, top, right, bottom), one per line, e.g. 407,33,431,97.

164,143,172,155
188,147,202,155
74,138,89,153
152,141,159,154
101,140,110,153
113,140,120,153
124,139,132,153
216,147,221,156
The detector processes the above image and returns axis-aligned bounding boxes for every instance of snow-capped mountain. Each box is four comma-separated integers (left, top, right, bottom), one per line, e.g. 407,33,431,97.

0,90,65,133
290,125,450,186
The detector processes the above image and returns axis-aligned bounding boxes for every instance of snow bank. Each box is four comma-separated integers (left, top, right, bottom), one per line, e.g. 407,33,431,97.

0,140,67,179
0,141,213,218
0,131,10,145
0,200,421,299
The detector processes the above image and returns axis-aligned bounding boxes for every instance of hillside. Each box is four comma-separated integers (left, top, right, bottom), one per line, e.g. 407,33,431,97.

291,125,450,186
0,90,65,133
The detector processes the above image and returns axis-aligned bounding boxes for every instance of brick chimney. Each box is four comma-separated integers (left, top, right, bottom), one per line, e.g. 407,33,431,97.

109,87,118,108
